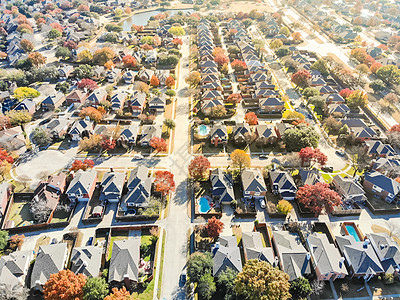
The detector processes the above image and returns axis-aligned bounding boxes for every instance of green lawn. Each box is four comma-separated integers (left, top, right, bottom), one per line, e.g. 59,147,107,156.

107,234,129,260
9,201,34,227
157,230,166,299
141,234,153,262
132,278,155,300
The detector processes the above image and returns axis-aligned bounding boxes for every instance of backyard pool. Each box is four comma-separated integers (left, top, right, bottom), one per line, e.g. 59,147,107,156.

198,125,210,137
346,225,361,242
198,197,211,214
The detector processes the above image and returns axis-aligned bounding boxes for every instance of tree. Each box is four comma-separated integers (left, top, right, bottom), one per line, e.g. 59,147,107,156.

310,59,330,76
83,277,108,300
275,47,290,58
104,60,115,70
299,147,327,167
291,32,301,41
104,287,132,300
28,52,46,67
122,55,137,68
231,59,247,72
346,90,368,108
283,124,319,152
164,76,175,89
188,155,210,181
296,182,341,216
348,146,370,177
226,93,242,104
0,115,11,130
185,71,201,87
197,273,216,300
172,38,183,46
350,48,368,63
302,87,320,99
163,119,175,132
17,24,33,34
290,277,312,300
6,110,32,126
235,260,291,300
0,230,8,251
370,62,383,74
20,39,33,52
77,4,89,11
69,159,94,172
64,40,77,50
48,28,62,40
32,127,51,146
214,54,229,66
187,252,213,283
227,45,240,55
244,112,258,125
376,65,400,85
270,39,283,50
105,23,122,33
43,270,86,300
339,88,354,99
77,50,93,63
282,110,305,120
324,116,342,135
277,200,292,215
79,107,103,122
79,135,103,151
291,70,311,89
168,26,185,36
78,79,98,92
384,93,399,104
213,48,226,57
206,216,224,239
158,54,179,66
73,65,93,79
230,149,251,172
0,283,28,300
55,47,71,59
308,95,326,111
93,48,115,66
166,89,176,98
150,137,167,153
14,87,40,100
279,26,290,37
135,82,150,93
367,79,385,95
150,75,160,87
154,170,175,197
101,137,116,151
216,268,237,300
356,63,369,81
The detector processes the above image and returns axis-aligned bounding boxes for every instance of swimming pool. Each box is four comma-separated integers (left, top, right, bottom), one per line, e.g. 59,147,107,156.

346,225,361,242
198,125,210,137
198,197,211,213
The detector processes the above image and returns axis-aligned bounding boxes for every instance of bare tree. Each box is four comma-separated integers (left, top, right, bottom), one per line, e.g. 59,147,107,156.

348,146,371,177
280,152,301,170
0,283,28,300
30,196,51,223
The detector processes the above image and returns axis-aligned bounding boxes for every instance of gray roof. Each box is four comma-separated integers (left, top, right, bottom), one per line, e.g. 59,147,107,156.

66,169,97,196
241,169,267,194
212,236,242,276
298,169,323,186
101,172,125,200
333,176,365,199
124,166,151,207
69,119,93,135
0,251,32,286
366,233,400,273
31,243,68,286
70,246,102,277
109,239,140,283
139,125,162,144
307,233,348,276
269,170,297,192
210,169,234,203
119,125,139,142
242,232,275,264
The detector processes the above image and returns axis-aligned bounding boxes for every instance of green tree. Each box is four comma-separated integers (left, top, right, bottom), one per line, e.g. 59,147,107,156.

165,89,176,98
48,28,62,40
369,79,385,94
163,119,175,132
168,26,185,36
158,54,179,66
346,90,368,108
376,65,400,85
279,26,290,37
216,268,238,300
197,273,216,300
6,110,32,126
310,59,330,76
275,47,290,58
302,87,320,99
0,230,8,251
73,64,93,79
83,277,109,300
289,277,312,299
235,260,291,300
283,124,319,152
270,39,283,50
55,46,72,59
187,252,213,283
308,95,326,111
32,127,52,146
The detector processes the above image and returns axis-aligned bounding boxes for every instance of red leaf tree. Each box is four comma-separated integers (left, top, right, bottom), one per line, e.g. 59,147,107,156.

78,79,98,92
339,88,354,99
165,76,176,88
370,62,383,74
231,59,247,72
150,75,160,87
122,55,137,68
296,182,342,216
226,93,242,104
172,38,183,46
154,171,175,197
244,112,258,125
0,148,13,164
101,137,116,151
64,40,77,50
69,159,94,172
291,70,311,89
43,270,86,300
188,155,211,180
299,147,327,167
206,216,224,239
150,137,167,153
214,54,229,66
390,125,400,132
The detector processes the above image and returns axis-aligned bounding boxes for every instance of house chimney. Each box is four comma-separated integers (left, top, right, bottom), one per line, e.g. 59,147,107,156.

123,274,130,289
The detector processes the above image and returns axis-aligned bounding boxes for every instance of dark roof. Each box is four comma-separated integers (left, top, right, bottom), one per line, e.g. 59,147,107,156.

241,169,266,194
109,239,140,283
211,236,242,276
210,169,234,203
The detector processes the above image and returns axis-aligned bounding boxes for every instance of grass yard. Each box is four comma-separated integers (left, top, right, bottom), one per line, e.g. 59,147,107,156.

132,279,155,300
8,200,34,227
107,233,129,260
157,229,166,299
140,233,154,262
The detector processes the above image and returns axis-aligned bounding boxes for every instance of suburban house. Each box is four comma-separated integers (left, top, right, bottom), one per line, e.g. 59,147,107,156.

297,169,323,186
336,235,384,281
58,65,74,79
118,125,139,147
65,89,88,105
366,233,400,274
106,68,122,83
201,99,224,113
123,70,136,84
241,169,267,200
70,246,103,277
139,125,162,147
269,170,297,200
122,166,152,211
272,231,312,281
258,98,284,114
232,123,251,144
0,182,10,219
372,157,400,177
363,171,400,203
130,92,146,115
108,238,140,288
0,126,26,153
210,168,234,204
100,171,125,202
211,236,242,276
210,124,228,146
275,122,291,140
365,140,396,158
31,243,68,288
14,99,35,115
138,68,155,82
86,89,107,105
255,125,278,145
328,104,350,117
45,118,72,141
324,93,345,104
332,176,367,202
242,232,276,265
0,250,32,287
41,92,65,110
66,169,97,203
148,94,166,112
306,233,348,281
340,119,378,141
111,91,128,111
68,119,94,141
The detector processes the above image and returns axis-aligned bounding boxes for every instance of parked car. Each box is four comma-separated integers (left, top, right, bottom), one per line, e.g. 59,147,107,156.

259,154,268,159
87,237,94,246
39,118,51,126
335,150,345,157
133,154,144,160
321,166,334,172
307,114,313,119
179,270,187,287
259,198,266,209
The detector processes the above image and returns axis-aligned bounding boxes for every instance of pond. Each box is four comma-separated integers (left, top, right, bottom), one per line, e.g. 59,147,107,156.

121,8,194,30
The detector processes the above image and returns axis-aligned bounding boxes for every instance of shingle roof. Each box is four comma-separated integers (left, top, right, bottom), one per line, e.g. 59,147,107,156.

109,239,140,283
367,233,400,273
101,172,125,200
0,251,32,286
212,236,242,276
210,169,234,203
66,169,97,196
70,246,102,277
242,232,275,264
241,169,267,194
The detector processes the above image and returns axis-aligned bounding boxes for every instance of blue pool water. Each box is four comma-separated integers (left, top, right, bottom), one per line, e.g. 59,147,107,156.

198,125,210,136
346,225,361,242
198,197,211,213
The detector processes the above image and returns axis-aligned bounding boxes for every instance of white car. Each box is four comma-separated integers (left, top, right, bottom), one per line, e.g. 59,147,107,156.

259,198,266,209
133,154,144,160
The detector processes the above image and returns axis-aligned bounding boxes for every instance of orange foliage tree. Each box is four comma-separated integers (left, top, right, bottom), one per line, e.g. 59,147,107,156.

188,155,211,180
165,76,175,88
206,216,224,239
150,75,160,87
69,159,94,172
79,107,103,122
43,270,86,300
244,112,258,125
122,55,137,68
154,170,175,198
150,137,167,153
104,287,132,300
28,52,47,67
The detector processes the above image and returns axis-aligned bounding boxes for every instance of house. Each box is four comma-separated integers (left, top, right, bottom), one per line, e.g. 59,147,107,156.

340,119,378,141
145,50,157,63
258,98,284,114
45,118,72,140
148,94,166,112
241,169,267,200
108,239,140,287
307,233,348,281
58,65,74,79
202,90,223,101
65,89,88,105
324,93,345,104
70,246,102,277
14,99,35,115
365,140,396,158
366,233,400,274
31,243,68,288
41,92,65,110
69,119,93,141
118,125,139,147
0,182,10,219
255,125,278,144
255,81,275,90
336,235,384,281
273,231,311,281
275,122,291,140
66,169,97,203
100,171,125,202
210,124,228,146
297,169,323,186
123,70,136,84
138,68,155,82
253,89,280,99
211,236,242,276
269,170,297,200
363,171,400,203
210,169,234,203
371,157,400,177
86,89,107,105
201,99,224,113
232,123,251,144
242,232,275,265
0,126,26,153
139,125,161,147
0,250,32,287
106,68,121,83
130,92,146,115
122,166,152,210
332,176,367,202
111,91,128,111
328,104,350,117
